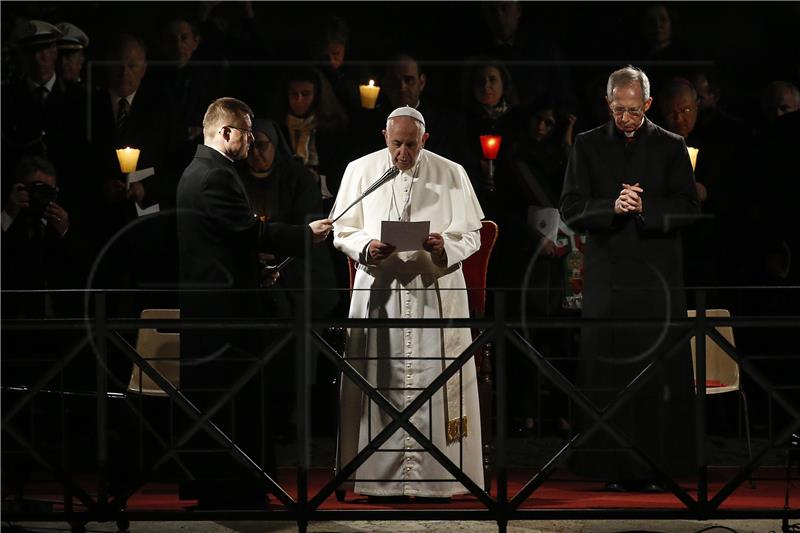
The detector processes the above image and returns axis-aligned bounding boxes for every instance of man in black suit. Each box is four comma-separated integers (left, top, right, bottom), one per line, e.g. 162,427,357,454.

176,97,331,509
88,32,188,331
90,33,184,231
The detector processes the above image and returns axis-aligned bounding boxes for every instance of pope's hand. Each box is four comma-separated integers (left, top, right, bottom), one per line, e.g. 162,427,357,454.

367,239,395,264
423,232,446,264
309,218,332,243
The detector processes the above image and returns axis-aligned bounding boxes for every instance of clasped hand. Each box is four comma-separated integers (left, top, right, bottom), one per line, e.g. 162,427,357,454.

614,182,644,214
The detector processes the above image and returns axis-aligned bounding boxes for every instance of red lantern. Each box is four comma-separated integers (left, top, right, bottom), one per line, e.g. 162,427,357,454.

479,134,502,160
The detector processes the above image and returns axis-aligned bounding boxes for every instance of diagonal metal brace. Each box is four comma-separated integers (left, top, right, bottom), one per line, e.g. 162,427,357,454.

105,330,296,510
309,327,496,510
507,327,699,511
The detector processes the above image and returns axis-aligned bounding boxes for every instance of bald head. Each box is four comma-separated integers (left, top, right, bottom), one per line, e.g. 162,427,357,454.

659,81,698,138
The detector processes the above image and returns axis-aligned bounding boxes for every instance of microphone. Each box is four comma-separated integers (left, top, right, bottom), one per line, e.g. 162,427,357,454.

331,166,400,223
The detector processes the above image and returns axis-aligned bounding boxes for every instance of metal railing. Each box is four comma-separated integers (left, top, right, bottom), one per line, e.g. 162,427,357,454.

2,286,799,533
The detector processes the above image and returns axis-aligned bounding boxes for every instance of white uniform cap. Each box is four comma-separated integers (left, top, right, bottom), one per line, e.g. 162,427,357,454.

9,20,62,49
56,22,89,50
387,105,425,127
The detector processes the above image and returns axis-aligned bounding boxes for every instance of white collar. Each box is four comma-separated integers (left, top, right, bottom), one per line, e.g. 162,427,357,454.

27,74,57,93
110,90,136,107
206,144,234,162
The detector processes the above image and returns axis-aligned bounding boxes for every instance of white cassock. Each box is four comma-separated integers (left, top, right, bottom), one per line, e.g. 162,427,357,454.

332,147,485,497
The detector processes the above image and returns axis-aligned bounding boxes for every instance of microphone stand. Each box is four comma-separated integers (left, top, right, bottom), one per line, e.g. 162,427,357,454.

271,168,399,276
330,166,400,223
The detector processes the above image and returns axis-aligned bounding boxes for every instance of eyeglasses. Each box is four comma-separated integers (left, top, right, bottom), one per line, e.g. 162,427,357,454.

609,106,645,118
222,125,254,137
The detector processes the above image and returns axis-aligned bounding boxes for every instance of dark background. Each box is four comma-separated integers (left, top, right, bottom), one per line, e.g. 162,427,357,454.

3,1,799,123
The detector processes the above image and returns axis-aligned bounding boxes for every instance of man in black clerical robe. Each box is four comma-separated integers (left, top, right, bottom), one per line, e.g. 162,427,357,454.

560,66,700,492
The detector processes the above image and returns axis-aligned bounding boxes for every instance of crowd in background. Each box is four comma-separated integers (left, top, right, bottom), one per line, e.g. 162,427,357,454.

2,1,799,438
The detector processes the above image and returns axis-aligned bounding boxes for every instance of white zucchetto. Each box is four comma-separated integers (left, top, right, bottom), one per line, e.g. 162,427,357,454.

387,106,425,126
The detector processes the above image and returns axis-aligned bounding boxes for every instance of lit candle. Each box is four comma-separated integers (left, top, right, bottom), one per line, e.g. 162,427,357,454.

479,135,503,192
359,80,380,109
116,147,140,173
687,146,699,171
479,135,502,160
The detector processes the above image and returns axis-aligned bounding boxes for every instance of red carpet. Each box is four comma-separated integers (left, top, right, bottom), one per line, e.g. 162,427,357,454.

22,467,798,511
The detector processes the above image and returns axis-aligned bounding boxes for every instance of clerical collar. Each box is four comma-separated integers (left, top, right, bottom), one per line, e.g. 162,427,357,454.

613,116,647,139
27,73,56,93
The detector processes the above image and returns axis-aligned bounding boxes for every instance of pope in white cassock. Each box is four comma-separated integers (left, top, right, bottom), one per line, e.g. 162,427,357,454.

332,106,485,498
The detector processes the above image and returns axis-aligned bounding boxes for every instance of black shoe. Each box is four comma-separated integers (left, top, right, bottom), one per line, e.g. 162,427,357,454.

603,482,627,492
641,482,665,493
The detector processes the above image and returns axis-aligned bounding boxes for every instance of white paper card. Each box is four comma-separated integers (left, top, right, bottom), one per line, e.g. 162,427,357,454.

380,220,430,252
136,203,160,217
529,206,560,242
127,167,155,186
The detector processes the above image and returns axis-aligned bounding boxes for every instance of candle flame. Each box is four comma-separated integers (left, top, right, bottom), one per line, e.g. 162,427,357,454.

368,79,375,87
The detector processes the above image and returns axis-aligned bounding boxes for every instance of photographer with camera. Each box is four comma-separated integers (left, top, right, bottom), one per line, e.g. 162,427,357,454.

3,177,69,238
1,156,85,318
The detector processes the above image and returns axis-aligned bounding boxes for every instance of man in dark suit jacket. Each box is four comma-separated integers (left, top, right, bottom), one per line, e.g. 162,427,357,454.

87,33,187,318
560,65,700,493
176,97,331,509
1,20,87,215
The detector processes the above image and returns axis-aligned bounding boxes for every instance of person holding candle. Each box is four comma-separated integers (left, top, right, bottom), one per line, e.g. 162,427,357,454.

560,65,700,493
176,97,331,509
461,56,523,199
87,32,186,328
90,33,184,216
657,78,746,300
461,57,526,313
371,53,479,184
332,106,485,500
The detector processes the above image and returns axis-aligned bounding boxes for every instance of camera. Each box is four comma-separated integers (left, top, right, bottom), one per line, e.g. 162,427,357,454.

25,180,58,218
